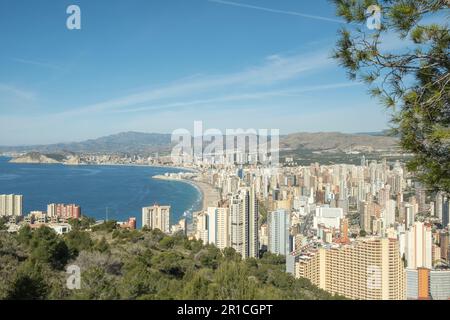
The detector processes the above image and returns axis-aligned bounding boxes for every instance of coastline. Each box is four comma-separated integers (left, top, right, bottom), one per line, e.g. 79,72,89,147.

1,156,198,173
153,175,220,212
1,156,211,227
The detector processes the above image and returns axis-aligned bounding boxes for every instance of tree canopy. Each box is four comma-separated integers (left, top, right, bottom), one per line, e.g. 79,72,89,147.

0,224,343,300
332,0,449,192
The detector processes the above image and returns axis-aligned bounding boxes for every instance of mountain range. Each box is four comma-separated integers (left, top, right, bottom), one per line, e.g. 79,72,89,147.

0,130,399,155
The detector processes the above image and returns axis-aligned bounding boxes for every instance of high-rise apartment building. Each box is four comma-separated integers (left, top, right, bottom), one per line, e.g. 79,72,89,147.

206,207,230,249
382,199,396,227
142,205,170,234
230,192,244,254
406,221,432,269
47,203,81,220
194,211,208,243
359,200,370,232
268,209,291,256
229,187,259,259
0,194,23,217
295,238,406,300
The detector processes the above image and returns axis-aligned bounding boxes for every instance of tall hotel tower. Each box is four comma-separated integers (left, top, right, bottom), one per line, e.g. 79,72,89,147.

0,194,23,217
142,205,171,234
230,187,259,259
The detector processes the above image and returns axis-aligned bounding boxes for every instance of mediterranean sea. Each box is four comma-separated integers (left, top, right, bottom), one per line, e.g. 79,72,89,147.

0,157,201,228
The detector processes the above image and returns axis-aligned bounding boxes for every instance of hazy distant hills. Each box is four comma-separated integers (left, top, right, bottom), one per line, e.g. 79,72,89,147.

280,132,399,153
0,130,399,155
0,132,172,155
58,131,173,154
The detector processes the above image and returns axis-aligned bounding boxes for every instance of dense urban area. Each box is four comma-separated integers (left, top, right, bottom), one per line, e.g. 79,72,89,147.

1,151,449,300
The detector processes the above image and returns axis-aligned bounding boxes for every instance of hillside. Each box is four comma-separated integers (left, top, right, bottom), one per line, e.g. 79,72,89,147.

0,219,343,300
0,131,399,156
0,132,172,155
280,132,398,153
9,151,80,165
9,152,65,164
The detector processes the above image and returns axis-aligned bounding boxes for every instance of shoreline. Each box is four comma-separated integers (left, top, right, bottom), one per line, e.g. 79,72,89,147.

1,156,212,228
153,175,220,213
1,156,198,173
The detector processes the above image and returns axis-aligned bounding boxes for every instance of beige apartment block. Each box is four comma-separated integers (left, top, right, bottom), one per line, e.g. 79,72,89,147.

142,204,170,234
296,238,406,300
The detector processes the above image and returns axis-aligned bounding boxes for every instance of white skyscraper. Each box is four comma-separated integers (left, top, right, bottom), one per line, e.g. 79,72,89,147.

382,199,396,227
268,209,291,256
194,211,208,244
0,194,23,217
229,187,259,259
142,205,170,234
207,207,230,249
406,221,432,269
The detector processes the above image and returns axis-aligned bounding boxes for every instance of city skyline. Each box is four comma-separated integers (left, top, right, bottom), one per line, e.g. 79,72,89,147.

0,0,449,306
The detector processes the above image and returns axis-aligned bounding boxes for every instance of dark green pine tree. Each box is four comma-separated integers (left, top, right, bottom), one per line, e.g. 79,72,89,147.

331,0,449,193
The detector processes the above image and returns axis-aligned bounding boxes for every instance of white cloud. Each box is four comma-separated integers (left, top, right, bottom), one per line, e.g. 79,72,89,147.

111,82,361,114
0,83,36,101
53,49,333,117
11,58,63,71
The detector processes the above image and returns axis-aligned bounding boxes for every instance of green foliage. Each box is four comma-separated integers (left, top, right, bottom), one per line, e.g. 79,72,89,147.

16,225,32,246
68,216,95,231
222,247,242,262
181,270,211,300
94,237,110,253
331,0,450,193
184,238,203,253
29,226,70,270
151,251,186,278
0,217,8,231
260,252,286,265
197,245,222,269
0,219,343,300
6,268,48,300
120,265,160,299
72,266,119,300
159,236,175,249
64,229,93,257
208,261,257,300
112,228,143,243
147,228,166,242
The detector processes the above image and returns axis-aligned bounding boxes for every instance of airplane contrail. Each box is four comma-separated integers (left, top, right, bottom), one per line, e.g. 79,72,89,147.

207,0,346,24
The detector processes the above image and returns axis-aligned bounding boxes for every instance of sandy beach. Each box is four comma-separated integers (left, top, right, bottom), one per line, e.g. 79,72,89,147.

153,175,220,212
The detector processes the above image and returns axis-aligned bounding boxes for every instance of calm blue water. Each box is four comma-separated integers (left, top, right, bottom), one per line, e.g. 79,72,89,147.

0,157,201,228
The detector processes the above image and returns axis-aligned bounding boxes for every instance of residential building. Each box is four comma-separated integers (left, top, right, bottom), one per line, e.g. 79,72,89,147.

268,209,291,256
295,238,406,300
142,204,170,234
0,194,23,217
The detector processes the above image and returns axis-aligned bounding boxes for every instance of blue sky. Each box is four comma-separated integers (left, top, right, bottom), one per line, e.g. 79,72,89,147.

0,0,396,145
